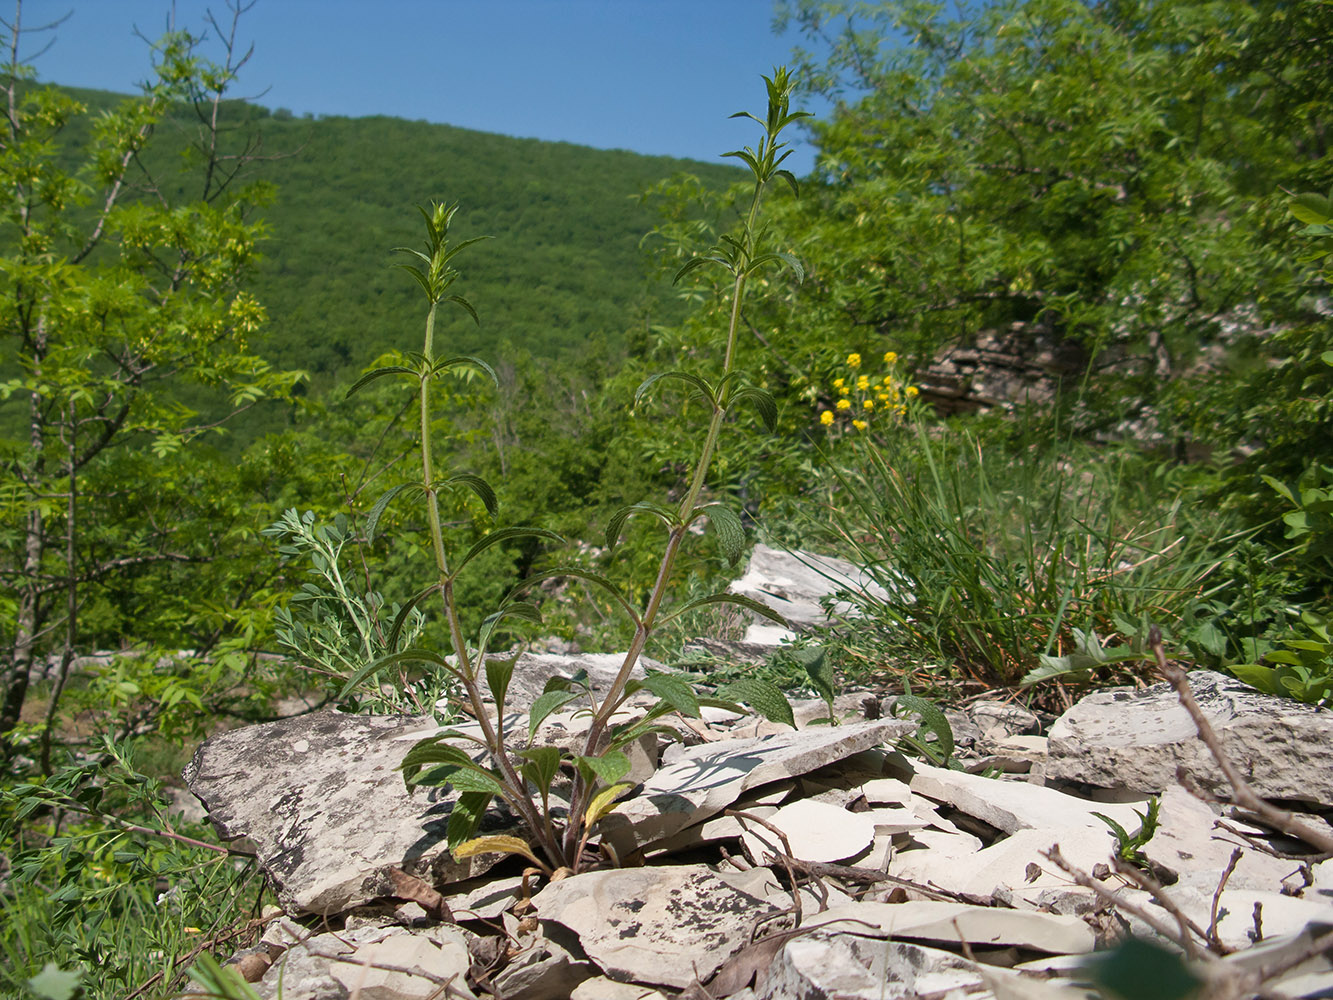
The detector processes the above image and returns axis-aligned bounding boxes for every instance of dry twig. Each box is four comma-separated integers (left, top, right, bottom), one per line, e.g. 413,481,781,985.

1149,629,1333,855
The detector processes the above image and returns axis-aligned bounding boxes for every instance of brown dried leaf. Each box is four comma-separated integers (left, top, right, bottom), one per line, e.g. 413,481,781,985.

387,866,453,922
707,930,798,996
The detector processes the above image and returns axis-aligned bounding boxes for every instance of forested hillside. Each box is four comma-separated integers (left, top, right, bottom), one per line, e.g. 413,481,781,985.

54,84,743,383
242,110,743,381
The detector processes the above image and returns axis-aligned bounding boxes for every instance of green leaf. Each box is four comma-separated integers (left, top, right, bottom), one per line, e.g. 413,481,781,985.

527,689,581,739
794,647,834,705
430,354,498,388
660,592,789,629
478,602,542,656
185,953,262,1000
634,369,717,410
605,501,678,551
27,964,84,1000
642,671,701,718
387,585,441,652
729,386,779,432
345,365,418,397
1093,811,1132,845
401,739,505,795
400,737,479,774
336,644,455,702
444,293,480,326
575,750,632,786
718,678,795,728
1084,936,1202,1000
892,694,955,762
1291,192,1333,226
446,792,493,851
435,765,506,796
485,655,516,712
516,746,562,791
694,503,746,566
456,527,564,575
1262,474,1297,505
437,473,498,518
747,251,805,283
674,254,733,283
365,482,419,543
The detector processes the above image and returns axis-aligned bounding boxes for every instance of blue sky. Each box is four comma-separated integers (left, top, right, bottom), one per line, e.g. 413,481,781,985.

17,1,829,175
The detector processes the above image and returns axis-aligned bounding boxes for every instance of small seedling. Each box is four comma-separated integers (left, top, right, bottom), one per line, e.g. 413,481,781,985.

1094,797,1161,870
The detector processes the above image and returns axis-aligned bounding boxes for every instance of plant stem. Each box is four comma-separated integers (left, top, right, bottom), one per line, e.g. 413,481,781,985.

417,296,553,859
564,169,771,863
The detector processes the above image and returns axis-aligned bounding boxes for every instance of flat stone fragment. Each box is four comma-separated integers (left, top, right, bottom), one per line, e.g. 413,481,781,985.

864,806,931,835
817,900,1097,954
253,925,477,1000
184,710,498,915
570,978,668,1000
599,719,910,855
1221,924,1333,999
893,826,1115,907
739,798,877,863
331,929,472,1000
1130,886,1333,952
727,543,892,628
1046,670,1333,806
857,776,913,806
530,864,782,989
754,935,986,1000
905,758,1146,835
1145,785,1300,890
971,700,1042,738
491,934,596,1000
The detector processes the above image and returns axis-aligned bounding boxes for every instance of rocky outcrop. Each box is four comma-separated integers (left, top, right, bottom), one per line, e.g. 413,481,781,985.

1045,670,1333,807
182,548,1333,1000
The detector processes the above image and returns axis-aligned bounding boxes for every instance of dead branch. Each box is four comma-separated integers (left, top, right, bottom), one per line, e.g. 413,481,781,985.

1149,628,1333,855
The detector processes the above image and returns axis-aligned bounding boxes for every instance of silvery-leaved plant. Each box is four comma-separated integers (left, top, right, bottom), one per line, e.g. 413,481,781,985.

278,69,809,875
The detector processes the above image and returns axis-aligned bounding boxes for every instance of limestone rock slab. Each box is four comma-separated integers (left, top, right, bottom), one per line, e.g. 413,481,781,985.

598,719,910,854
331,929,472,1000
184,710,497,915
818,900,1096,954
1046,671,1333,806
1145,784,1300,890
894,826,1113,907
755,935,986,1000
905,759,1145,834
531,864,781,989
739,798,878,863
727,544,892,628
252,925,476,1000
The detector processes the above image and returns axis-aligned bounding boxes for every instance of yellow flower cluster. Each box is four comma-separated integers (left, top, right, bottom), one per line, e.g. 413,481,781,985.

815,350,919,432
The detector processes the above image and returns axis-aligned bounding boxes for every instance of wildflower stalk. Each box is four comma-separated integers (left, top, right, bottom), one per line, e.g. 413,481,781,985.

562,69,808,863
390,205,553,848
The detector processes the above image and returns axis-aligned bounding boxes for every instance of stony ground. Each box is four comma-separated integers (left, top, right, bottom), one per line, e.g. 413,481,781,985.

181,547,1333,1000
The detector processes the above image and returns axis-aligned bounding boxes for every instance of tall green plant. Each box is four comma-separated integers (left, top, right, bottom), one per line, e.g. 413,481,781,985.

319,71,808,874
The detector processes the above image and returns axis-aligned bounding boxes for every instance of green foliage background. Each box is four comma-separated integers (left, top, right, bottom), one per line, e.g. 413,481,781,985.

4,0,1333,994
